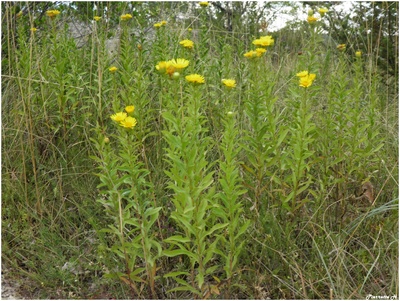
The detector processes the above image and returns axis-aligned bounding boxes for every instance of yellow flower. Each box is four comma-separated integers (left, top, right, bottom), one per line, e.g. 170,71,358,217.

318,7,328,16
109,66,118,73
154,21,167,28
30,27,37,32
121,14,132,21
253,35,274,47
110,112,127,122
185,74,205,84
156,61,170,73
355,50,362,58
299,73,316,88
169,58,189,70
222,79,236,88
244,50,258,58
120,116,137,129
255,48,267,57
16,11,23,18
296,71,309,78
180,39,194,49
337,44,346,51
307,16,319,24
94,16,102,21
46,10,60,19
188,28,193,32
125,105,135,114
199,2,209,7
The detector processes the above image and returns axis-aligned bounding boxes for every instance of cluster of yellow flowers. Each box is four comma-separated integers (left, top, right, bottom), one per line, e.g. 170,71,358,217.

180,39,194,49
155,58,206,84
110,106,137,129
296,71,316,88
253,35,274,47
306,7,328,24
244,48,267,59
94,16,102,21
155,59,237,88
120,14,133,21
154,20,168,28
109,66,118,73
156,58,190,77
244,35,274,59
46,10,60,19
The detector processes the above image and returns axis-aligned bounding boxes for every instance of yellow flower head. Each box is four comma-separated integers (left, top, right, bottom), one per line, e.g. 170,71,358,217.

180,39,194,49
355,50,362,58
46,10,60,19
299,73,316,88
156,61,170,73
109,66,118,73
110,112,127,122
222,79,236,88
169,58,189,70
94,16,102,21
318,7,328,16
199,2,210,7
337,44,346,51
30,27,37,32
296,70,309,78
154,21,167,28
185,74,205,84
120,116,137,129
255,48,267,57
125,105,135,114
244,50,258,59
307,16,319,24
121,14,133,21
253,35,274,47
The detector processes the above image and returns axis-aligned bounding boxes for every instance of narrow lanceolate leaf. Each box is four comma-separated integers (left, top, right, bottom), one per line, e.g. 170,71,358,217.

163,249,199,262
201,223,229,241
163,235,192,244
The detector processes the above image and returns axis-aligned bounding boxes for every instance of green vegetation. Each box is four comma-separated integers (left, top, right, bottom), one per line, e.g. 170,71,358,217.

2,2,398,299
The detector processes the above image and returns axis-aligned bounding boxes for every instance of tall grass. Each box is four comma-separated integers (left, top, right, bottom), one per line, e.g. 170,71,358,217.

2,2,398,299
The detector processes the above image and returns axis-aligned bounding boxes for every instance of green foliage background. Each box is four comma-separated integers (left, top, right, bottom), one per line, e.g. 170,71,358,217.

1,1,398,299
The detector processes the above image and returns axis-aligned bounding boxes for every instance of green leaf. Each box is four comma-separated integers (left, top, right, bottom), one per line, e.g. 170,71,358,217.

163,249,199,262
164,235,191,244
163,271,190,278
201,223,228,241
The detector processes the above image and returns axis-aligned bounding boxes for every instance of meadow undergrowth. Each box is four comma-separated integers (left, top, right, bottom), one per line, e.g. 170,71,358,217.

2,2,398,299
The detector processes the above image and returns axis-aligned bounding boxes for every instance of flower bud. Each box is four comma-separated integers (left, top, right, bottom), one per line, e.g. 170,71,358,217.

172,72,180,80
